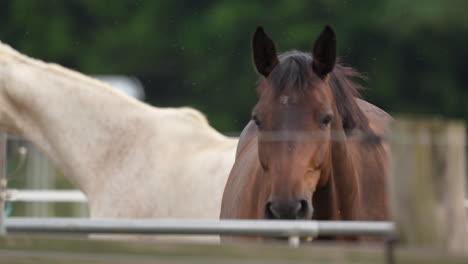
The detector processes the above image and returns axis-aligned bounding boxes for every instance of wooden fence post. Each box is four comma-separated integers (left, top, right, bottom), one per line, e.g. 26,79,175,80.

389,117,467,254
25,141,55,217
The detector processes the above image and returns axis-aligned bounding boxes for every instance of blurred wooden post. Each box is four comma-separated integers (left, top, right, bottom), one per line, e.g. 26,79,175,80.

389,118,467,254
25,142,55,217
0,129,7,235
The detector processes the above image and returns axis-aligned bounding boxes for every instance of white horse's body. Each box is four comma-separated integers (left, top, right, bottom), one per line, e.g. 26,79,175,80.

0,42,238,221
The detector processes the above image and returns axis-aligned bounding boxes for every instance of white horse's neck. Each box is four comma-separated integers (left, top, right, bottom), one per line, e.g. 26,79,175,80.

0,43,148,190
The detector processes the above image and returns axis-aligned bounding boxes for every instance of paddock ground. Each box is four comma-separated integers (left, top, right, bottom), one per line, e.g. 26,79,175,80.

0,235,467,264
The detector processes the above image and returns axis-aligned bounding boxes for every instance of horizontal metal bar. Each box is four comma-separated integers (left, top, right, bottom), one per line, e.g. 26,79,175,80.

5,218,394,237
5,189,87,203
318,221,394,236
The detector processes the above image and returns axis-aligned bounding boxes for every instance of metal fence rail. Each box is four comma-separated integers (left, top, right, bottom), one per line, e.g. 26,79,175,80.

5,217,394,245
5,189,87,203
5,217,394,247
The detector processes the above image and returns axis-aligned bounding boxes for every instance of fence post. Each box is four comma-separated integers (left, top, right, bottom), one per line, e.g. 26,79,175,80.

25,141,55,217
0,129,7,235
389,117,467,254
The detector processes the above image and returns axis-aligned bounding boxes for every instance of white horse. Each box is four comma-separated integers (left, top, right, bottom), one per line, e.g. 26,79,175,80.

0,42,238,223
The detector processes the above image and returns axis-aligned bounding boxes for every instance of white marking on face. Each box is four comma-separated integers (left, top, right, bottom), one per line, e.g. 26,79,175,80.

280,95,289,105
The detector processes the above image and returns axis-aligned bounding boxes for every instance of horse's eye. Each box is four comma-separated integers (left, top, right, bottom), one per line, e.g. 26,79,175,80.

252,115,262,127
320,114,333,128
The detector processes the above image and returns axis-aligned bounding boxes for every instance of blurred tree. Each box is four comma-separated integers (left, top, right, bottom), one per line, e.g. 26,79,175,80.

1,0,467,132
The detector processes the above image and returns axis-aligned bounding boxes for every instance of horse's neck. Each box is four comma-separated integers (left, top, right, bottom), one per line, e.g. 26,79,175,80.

314,123,362,221
0,47,155,191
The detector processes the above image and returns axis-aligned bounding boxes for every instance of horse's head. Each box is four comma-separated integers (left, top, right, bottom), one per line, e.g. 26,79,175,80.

251,26,338,220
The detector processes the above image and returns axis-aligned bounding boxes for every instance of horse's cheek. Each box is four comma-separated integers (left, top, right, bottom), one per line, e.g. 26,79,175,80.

257,143,270,170
305,169,321,195
312,143,329,168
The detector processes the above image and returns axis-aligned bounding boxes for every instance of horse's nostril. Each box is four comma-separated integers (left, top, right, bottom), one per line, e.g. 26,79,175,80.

296,199,309,218
265,201,278,219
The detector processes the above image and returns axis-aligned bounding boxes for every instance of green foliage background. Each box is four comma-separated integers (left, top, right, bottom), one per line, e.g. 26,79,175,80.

1,0,467,133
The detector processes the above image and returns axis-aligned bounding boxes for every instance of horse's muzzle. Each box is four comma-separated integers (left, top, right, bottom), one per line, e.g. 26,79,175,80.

264,198,312,220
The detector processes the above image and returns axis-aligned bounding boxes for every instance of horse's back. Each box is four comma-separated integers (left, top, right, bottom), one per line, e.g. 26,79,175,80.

354,99,391,221
356,99,392,137
235,120,257,157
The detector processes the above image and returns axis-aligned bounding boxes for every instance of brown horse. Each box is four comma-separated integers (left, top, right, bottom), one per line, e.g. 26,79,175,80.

220,25,391,241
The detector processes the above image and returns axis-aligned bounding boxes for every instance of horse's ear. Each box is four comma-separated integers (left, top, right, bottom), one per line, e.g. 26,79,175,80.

252,26,279,77
312,25,336,78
